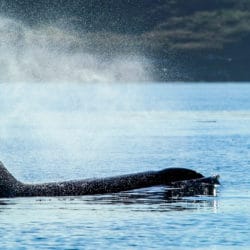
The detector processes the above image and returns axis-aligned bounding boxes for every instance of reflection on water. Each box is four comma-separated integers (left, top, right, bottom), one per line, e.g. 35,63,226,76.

82,188,219,212
0,184,219,213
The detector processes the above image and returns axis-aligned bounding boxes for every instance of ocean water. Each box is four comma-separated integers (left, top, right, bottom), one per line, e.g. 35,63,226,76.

0,83,249,249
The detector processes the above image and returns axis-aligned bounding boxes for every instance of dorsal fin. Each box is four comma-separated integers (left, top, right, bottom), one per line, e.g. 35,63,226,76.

0,161,20,197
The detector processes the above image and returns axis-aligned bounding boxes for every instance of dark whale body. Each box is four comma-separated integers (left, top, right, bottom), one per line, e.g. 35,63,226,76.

0,162,219,198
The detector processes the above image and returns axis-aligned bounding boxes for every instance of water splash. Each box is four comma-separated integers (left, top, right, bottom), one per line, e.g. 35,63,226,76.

0,16,152,83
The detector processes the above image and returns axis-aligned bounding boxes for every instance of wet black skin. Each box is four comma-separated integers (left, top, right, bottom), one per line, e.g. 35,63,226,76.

0,161,205,198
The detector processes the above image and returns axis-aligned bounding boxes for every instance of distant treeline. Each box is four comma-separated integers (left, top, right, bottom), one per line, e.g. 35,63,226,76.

1,1,249,33
1,0,250,81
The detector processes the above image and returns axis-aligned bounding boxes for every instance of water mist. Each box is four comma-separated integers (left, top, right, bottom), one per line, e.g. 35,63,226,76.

0,15,152,83
0,15,154,181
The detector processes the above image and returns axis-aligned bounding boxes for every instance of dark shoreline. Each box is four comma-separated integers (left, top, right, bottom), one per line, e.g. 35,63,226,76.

151,54,250,82
1,0,250,82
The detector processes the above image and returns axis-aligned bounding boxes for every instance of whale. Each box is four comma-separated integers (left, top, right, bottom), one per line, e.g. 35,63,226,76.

0,161,219,198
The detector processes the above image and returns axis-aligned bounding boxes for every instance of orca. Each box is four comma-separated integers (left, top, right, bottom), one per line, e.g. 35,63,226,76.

0,161,219,198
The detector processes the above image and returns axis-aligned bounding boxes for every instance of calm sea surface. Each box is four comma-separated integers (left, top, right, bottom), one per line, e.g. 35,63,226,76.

0,83,250,249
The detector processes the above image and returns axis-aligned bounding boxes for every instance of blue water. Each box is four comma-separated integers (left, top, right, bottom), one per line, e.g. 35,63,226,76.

0,83,250,249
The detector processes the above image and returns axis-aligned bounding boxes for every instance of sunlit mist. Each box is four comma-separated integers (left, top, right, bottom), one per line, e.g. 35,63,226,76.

0,16,152,83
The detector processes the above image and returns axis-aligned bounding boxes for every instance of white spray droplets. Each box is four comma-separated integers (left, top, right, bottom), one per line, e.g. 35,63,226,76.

0,16,152,83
